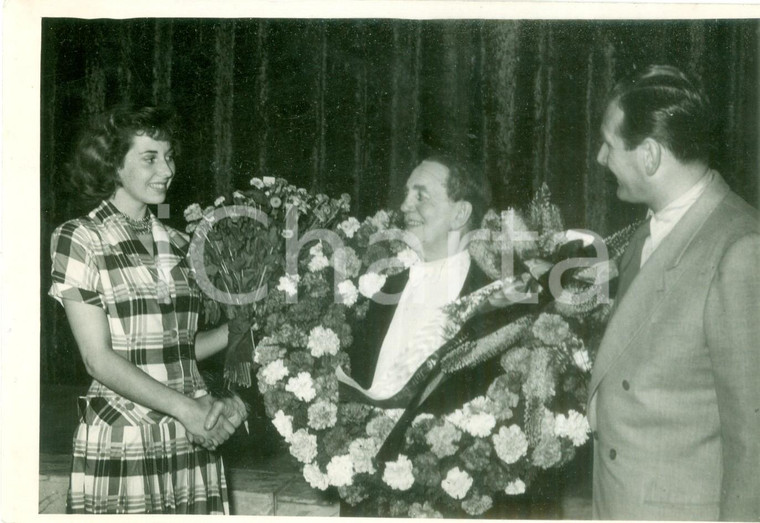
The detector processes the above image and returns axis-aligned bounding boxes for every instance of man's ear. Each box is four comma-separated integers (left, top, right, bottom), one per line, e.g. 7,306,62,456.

452,201,473,230
639,138,661,176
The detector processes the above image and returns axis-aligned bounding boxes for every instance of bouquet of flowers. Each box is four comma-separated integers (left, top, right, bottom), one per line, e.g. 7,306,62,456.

184,179,639,517
183,176,352,386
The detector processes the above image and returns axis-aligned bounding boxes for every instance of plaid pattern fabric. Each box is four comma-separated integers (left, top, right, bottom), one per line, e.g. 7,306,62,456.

68,405,228,514
49,200,228,514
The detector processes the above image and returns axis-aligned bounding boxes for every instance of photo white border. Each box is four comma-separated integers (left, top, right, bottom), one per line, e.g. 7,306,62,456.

3,1,759,521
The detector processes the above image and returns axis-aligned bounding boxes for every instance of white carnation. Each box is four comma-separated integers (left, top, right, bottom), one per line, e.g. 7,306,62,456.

492,425,529,464
289,429,318,464
338,217,361,238
308,254,330,272
337,280,359,307
446,398,496,437
307,400,338,430
277,273,300,297
285,371,317,402
466,396,491,411
441,467,472,500
308,242,330,272
358,272,387,298
382,454,415,491
463,413,496,437
307,326,340,357
505,478,526,495
369,210,390,230
263,176,276,186
183,203,203,222
554,410,590,446
272,410,294,442
303,462,329,490
261,359,289,385
445,409,466,429
326,455,355,487
348,438,377,475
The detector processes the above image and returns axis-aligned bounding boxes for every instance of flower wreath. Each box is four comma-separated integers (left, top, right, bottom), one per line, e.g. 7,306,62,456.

185,179,638,518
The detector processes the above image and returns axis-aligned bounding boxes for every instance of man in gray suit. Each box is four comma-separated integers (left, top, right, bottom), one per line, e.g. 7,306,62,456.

589,65,760,520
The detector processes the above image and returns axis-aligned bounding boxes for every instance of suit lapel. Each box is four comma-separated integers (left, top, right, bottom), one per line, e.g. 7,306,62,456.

614,219,650,304
357,261,490,389
375,261,494,462
353,271,409,388
461,261,491,296
588,174,730,401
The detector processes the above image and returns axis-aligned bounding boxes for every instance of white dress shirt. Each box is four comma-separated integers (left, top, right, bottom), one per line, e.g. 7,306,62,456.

640,170,714,267
368,250,471,398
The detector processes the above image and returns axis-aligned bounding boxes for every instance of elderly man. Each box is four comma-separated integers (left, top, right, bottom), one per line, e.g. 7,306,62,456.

589,65,760,520
346,155,498,415
341,155,560,518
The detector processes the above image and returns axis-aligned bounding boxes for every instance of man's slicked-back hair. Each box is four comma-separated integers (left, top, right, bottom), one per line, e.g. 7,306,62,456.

423,153,492,230
608,65,713,165
68,105,179,206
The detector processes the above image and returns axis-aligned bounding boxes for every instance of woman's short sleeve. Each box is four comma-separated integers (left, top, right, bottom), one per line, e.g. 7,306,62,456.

49,221,105,309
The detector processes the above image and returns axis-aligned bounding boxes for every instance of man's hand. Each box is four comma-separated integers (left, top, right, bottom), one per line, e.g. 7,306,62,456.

204,394,248,433
179,395,238,451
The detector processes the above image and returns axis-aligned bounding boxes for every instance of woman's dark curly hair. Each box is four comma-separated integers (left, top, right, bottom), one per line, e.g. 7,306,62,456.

69,105,179,204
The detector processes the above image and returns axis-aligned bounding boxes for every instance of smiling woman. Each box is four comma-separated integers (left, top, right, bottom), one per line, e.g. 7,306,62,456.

113,135,175,217
47,106,248,514
111,134,176,250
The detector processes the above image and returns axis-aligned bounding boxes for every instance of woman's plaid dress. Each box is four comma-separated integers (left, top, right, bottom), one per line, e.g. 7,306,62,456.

49,200,229,514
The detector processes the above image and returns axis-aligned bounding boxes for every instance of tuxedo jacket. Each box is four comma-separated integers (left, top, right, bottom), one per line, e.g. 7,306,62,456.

588,174,760,521
347,262,505,417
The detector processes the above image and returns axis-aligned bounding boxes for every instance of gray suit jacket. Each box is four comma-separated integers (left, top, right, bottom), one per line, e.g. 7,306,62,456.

588,173,760,521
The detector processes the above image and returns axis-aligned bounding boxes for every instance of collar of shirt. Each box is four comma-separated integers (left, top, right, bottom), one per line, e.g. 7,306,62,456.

407,249,471,293
368,250,471,397
642,170,714,266
95,199,179,300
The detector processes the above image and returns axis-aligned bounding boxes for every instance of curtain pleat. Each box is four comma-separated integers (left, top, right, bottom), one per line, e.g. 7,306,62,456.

257,22,270,180
387,24,423,207
84,42,106,118
153,20,173,106
583,50,602,234
531,24,550,194
41,18,759,385
314,25,328,190
485,22,519,211
688,22,706,80
213,22,236,195
117,25,133,104
352,25,369,216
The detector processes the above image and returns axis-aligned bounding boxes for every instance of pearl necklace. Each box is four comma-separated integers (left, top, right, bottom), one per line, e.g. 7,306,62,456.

122,212,152,235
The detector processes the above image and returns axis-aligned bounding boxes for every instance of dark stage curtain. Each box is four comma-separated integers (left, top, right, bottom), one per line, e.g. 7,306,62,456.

40,18,758,386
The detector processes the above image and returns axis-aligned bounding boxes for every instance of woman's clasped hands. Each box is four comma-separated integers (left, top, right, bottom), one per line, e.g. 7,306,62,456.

180,393,248,451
